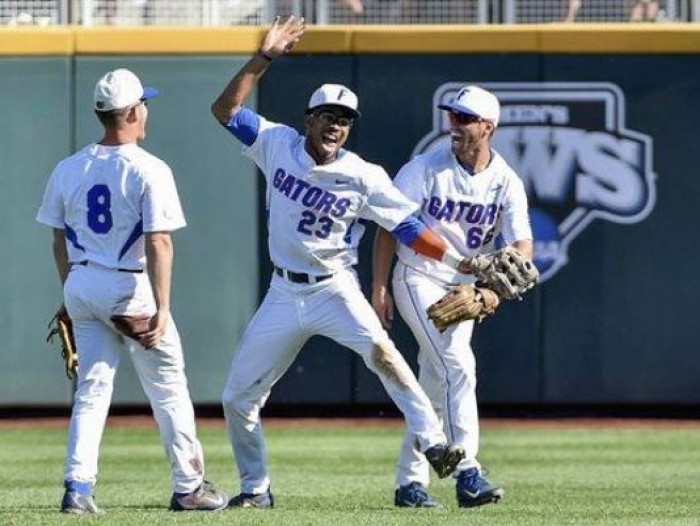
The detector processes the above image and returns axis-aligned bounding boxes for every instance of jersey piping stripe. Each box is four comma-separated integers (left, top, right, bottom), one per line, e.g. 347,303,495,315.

343,219,355,244
118,219,143,261
64,224,85,251
402,263,457,445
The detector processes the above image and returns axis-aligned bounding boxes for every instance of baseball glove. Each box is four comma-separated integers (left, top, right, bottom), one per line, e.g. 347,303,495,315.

470,246,539,300
47,307,78,379
427,285,501,332
110,314,151,341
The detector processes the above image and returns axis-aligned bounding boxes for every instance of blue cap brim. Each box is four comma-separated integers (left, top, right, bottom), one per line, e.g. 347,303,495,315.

141,87,159,101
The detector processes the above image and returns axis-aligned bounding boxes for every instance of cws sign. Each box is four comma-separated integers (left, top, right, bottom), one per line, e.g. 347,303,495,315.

414,82,656,281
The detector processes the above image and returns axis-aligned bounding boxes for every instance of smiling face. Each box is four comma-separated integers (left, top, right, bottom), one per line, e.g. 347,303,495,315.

447,110,495,168
304,105,356,165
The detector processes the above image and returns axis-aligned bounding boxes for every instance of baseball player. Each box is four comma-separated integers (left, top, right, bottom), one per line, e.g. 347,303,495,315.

36,68,227,514
211,17,473,508
373,85,533,508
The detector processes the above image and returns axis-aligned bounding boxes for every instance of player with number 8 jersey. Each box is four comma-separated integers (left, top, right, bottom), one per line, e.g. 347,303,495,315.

36,68,227,513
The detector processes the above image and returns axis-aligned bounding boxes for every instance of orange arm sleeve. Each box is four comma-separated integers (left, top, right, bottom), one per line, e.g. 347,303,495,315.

410,228,448,261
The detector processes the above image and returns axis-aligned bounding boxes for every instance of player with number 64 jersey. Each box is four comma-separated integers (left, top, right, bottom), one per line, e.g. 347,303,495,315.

373,85,534,508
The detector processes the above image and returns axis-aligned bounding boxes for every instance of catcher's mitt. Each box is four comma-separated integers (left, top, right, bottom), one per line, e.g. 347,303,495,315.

47,307,78,379
427,285,501,332
470,246,539,300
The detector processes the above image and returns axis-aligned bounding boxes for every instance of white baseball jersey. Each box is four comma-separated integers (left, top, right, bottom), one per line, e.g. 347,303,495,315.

394,146,532,283
36,143,186,270
221,111,450,495
242,116,418,275
37,142,206,495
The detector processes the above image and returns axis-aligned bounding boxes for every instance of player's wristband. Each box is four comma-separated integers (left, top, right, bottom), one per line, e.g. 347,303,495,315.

441,248,463,270
259,50,274,62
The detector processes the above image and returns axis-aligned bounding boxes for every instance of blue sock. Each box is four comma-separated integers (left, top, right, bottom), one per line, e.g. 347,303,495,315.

64,480,93,495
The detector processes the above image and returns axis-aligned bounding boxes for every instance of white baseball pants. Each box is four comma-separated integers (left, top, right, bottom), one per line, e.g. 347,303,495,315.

63,265,205,494
392,262,481,487
222,268,447,494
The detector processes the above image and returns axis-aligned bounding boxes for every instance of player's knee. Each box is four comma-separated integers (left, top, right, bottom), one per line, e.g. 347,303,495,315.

74,377,113,411
370,342,412,388
221,386,242,415
222,384,259,422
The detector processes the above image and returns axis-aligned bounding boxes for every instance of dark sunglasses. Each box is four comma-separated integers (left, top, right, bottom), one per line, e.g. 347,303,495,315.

314,110,354,127
448,111,482,126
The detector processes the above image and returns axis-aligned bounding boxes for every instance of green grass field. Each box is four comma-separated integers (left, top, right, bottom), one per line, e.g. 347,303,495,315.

1,419,699,525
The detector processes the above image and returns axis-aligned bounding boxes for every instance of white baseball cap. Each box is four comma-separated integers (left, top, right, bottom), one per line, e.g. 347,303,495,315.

307,84,360,118
94,68,158,112
438,85,500,127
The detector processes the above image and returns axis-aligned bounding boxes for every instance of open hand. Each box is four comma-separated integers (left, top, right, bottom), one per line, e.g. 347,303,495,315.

260,15,306,59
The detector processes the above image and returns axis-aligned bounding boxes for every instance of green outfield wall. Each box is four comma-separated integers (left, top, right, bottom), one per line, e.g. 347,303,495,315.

2,26,699,408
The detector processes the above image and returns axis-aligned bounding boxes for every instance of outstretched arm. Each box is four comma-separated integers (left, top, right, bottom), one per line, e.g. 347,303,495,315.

211,16,306,124
391,215,472,273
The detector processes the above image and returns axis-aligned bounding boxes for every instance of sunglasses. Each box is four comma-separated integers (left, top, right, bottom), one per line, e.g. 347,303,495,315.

314,110,354,127
448,111,482,126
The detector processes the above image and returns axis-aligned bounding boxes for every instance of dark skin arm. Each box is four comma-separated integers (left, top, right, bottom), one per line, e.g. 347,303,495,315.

211,16,306,125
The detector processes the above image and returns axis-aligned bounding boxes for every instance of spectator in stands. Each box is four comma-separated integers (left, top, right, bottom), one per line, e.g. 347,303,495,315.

630,0,659,20
565,0,660,22
564,0,581,22
341,0,364,15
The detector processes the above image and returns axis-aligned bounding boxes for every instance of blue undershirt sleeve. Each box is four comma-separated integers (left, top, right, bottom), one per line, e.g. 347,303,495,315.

223,107,261,146
391,215,427,247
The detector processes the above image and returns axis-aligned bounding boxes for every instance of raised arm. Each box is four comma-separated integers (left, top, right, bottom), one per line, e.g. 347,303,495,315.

211,16,306,124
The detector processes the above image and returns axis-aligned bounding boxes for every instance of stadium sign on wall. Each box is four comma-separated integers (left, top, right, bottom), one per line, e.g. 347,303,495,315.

413,82,656,281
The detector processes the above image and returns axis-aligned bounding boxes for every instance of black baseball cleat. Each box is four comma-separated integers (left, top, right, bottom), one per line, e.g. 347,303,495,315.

170,480,228,511
228,488,274,509
424,443,465,479
456,468,504,507
394,482,441,508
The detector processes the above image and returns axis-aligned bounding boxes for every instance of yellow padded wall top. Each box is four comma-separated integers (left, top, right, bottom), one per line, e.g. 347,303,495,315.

0,24,699,56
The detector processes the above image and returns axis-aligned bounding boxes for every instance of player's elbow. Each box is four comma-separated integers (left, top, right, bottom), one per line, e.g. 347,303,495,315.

211,99,243,126
145,232,173,258
210,100,229,125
